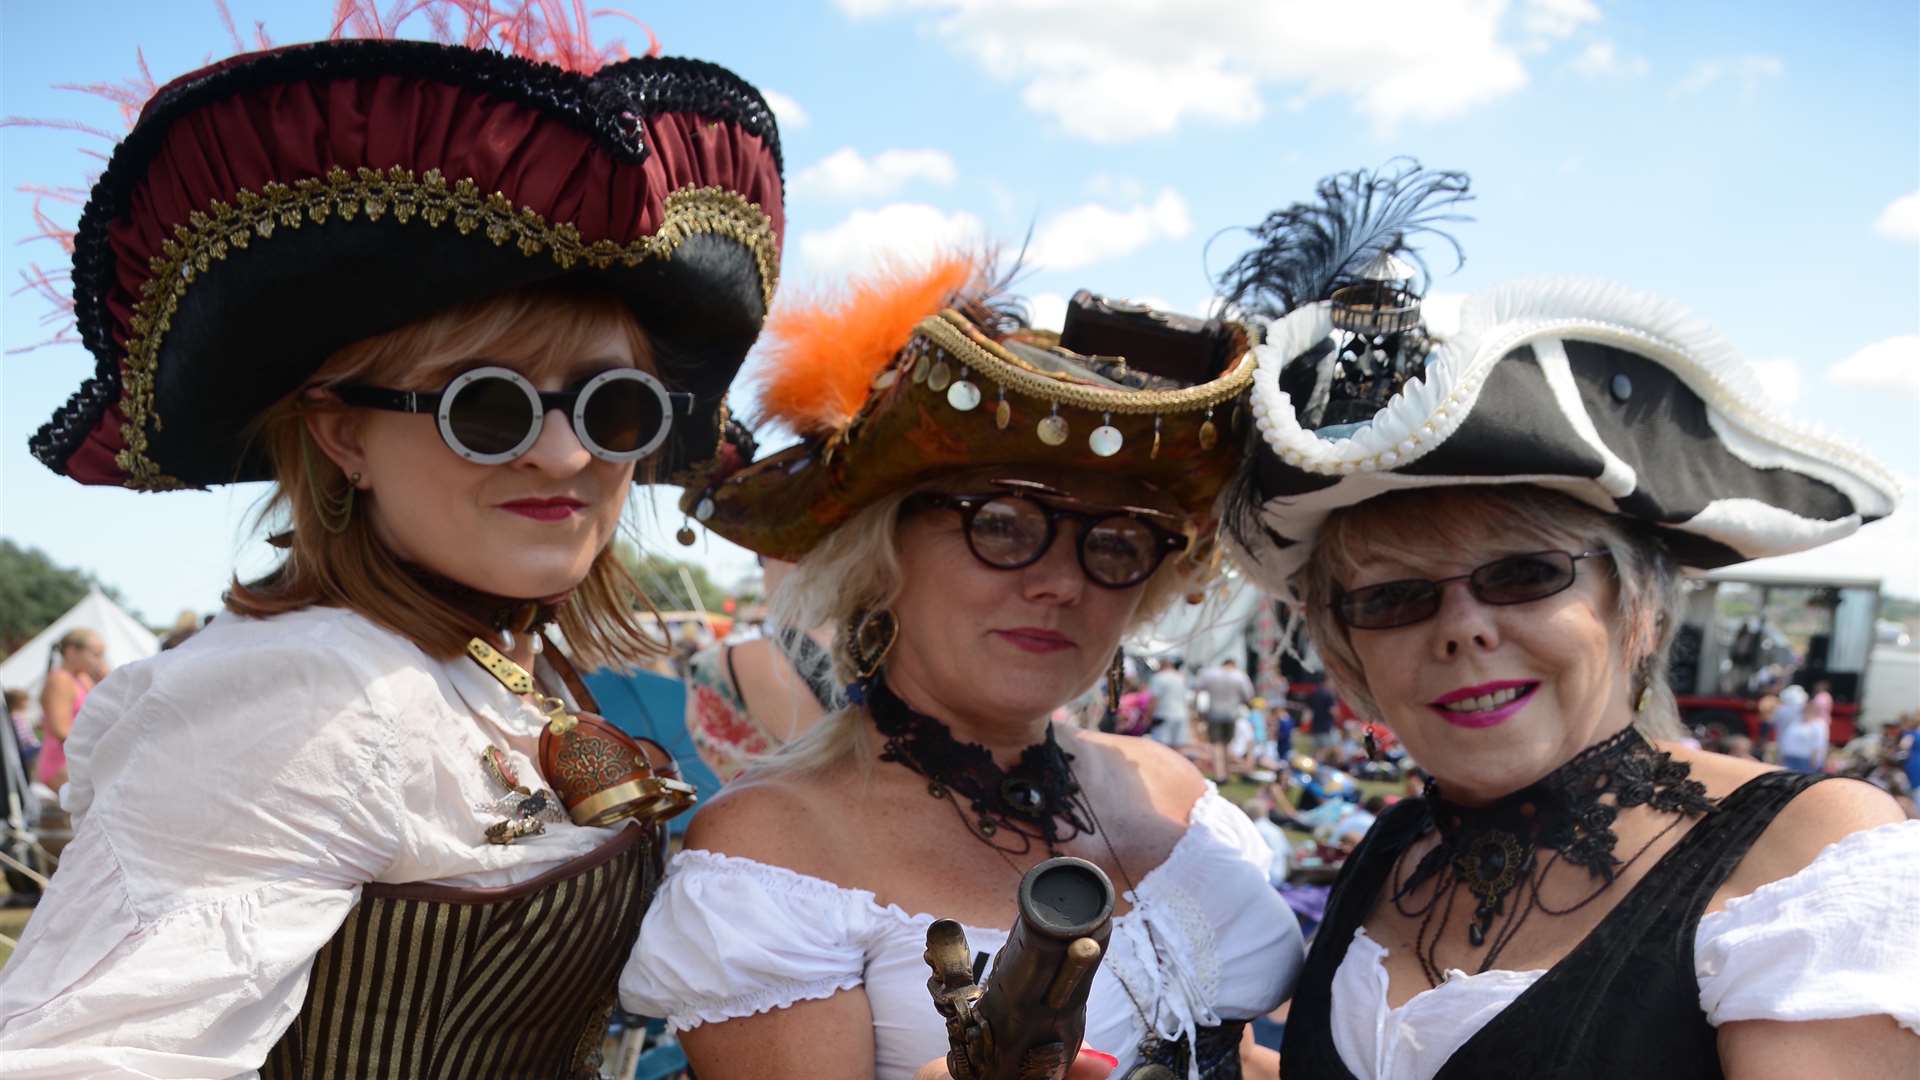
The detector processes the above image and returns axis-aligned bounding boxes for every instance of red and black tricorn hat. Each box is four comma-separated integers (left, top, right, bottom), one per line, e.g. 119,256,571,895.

28,27,784,490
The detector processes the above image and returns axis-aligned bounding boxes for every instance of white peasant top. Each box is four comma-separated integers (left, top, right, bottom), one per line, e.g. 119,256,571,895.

0,607,621,1080
620,790,1305,1080
1330,819,1920,1080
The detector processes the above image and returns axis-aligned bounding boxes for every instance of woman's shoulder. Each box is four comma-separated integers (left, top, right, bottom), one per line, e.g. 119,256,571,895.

1672,745,1909,899
1072,729,1209,810
681,767,853,879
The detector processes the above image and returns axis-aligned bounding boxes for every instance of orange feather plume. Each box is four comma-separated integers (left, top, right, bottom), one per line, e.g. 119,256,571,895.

753,253,977,437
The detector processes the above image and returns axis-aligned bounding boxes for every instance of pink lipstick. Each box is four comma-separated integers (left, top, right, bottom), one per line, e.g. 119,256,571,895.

500,496,586,522
995,627,1075,654
1428,679,1538,729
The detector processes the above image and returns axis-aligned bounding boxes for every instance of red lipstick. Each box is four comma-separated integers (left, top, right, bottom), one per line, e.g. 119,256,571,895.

995,627,1075,654
1428,679,1538,730
499,496,586,522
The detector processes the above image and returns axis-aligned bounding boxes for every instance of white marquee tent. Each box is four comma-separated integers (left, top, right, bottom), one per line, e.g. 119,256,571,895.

0,588,159,722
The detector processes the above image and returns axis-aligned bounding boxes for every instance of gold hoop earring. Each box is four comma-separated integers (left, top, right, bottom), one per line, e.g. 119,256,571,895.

302,433,360,535
843,608,898,683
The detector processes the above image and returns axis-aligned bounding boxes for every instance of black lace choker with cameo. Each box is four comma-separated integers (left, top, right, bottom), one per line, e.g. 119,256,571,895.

866,674,1095,858
1392,726,1715,986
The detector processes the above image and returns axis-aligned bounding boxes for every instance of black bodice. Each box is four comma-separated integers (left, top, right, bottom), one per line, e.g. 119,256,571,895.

1281,770,1827,1080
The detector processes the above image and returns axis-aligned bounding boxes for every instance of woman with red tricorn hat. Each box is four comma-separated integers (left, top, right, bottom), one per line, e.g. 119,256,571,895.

621,256,1304,1079
0,3,783,1076
1215,161,1917,1078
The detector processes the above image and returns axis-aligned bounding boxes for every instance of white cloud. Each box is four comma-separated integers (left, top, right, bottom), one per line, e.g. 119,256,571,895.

790,147,957,201
833,0,1589,140
1874,191,1920,242
1828,336,1920,396
1027,188,1192,271
1674,54,1784,97
1570,40,1648,78
1521,0,1600,40
759,89,808,130
1749,358,1804,406
1027,292,1068,333
795,202,984,276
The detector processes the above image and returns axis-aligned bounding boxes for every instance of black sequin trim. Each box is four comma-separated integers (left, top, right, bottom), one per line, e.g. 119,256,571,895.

32,39,782,477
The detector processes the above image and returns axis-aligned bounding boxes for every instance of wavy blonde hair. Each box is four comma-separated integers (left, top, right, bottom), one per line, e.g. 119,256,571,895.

225,281,667,669
753,485,1201,777
1295,484,1686,741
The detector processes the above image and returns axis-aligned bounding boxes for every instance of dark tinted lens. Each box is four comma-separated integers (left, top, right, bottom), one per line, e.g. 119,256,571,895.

1081,517,1157,586
447,375,535,455
1338,579,1439,629
967,497,1050,567
582,376,663,454
1472,552,1575,604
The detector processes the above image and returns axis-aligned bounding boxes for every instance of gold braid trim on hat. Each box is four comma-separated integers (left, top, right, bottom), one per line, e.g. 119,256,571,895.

917,310,1255,415
111,166,779,490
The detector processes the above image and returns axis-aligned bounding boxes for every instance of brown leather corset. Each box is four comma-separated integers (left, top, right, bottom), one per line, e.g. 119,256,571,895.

261,823,664,1080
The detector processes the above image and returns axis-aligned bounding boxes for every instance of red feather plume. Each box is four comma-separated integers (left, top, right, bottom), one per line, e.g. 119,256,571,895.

753,254,978,437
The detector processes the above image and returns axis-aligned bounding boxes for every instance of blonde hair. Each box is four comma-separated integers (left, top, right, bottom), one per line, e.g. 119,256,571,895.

1295,485,1686,740
225,281,667,669
755,485,1199,777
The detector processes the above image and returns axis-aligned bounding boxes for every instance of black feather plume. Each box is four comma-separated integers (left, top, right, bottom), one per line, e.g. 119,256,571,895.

1215,159,1472,320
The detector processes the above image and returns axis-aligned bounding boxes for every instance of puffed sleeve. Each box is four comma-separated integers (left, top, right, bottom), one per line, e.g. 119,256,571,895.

0,616,410,1079
619,848,873,1033
1696,819,1920,1034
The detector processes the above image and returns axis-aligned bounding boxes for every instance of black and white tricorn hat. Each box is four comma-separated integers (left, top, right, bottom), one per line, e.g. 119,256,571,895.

1218,162,1902,594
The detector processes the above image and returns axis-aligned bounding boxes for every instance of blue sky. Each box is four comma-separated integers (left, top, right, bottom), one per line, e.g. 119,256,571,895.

3,0,1916,625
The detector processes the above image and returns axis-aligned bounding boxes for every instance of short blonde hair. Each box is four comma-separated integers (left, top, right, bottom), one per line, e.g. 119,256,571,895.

1295,485,1685,740
226,281,666,669
757,483,1199,777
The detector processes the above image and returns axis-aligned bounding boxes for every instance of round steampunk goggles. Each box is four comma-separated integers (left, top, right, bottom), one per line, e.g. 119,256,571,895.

334,366,692,465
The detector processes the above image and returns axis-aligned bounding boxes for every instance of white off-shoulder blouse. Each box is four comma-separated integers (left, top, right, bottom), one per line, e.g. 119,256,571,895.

0,606,620,1080
621,789,1305,1080
1329,819,1920,1080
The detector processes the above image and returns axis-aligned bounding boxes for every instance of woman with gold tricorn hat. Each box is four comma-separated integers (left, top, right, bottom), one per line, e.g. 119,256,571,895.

1216,161,1917,1078
0,3,783,1075
622,254,1304,1079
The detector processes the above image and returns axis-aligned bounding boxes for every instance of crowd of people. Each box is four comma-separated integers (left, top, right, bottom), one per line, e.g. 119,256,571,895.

0,8,1914,1080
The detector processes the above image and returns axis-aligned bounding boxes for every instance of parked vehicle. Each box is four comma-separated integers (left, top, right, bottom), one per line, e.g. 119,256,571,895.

1670,567,1884,746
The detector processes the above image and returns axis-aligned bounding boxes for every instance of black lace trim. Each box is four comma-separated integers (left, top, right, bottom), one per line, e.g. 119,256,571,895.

1394,726,1715,983
867,675,1094,856
33,39,782,477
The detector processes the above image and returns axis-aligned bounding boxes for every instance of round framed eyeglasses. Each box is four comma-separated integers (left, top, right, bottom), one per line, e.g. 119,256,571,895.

333,366,693,465
907,492,1189,589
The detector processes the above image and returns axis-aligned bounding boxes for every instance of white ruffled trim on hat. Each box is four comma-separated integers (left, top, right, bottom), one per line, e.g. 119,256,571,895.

1249,276,1902,517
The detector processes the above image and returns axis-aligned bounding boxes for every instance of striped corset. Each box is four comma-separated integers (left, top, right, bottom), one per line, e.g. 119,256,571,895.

262,824,665,1079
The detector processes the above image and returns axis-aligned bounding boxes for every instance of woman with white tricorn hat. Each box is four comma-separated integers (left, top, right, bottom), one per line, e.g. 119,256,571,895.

0,4,784,1074
1216,161,1917,1078
622,256,1304,1078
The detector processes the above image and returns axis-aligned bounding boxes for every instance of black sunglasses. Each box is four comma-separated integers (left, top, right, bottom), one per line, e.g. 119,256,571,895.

907,492,1189,589
333,366,694,465
1333,550,1613,630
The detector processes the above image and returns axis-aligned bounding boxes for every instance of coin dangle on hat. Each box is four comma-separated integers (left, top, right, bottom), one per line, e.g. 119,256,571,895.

1037,404,1069,446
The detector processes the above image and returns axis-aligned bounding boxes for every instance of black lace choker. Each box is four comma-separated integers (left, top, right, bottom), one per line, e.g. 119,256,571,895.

1393,726,1715,986
866,674,1094,857
399,563,570,639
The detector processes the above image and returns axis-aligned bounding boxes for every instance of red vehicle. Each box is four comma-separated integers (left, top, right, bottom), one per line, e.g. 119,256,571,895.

1672,567,1883,747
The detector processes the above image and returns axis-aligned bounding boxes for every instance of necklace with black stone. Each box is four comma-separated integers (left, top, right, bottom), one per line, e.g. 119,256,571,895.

1389,726,1716,987
866,674,1097,862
